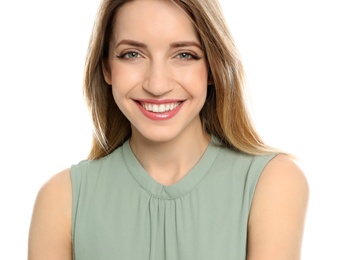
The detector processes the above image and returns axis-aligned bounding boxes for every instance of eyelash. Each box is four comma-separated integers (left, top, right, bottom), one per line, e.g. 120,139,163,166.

175,52,201,60
116,51,141,60
116,51,201,61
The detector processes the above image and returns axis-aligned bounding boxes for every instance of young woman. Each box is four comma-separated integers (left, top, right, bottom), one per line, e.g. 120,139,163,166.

28,0,309,259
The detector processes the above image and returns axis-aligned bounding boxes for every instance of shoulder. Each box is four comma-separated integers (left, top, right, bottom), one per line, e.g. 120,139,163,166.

28,169,72,259
40,168,72,194
255,154,309,200
32,168,72,217
72,145,125,174
35,169,72,207
247,154,309,259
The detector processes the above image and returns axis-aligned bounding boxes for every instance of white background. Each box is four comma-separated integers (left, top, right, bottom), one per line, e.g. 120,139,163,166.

0,0,338,259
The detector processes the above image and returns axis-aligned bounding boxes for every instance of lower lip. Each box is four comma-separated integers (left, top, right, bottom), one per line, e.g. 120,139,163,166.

135,102,184,121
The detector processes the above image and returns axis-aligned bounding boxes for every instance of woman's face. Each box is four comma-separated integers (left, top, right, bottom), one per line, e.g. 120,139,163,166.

103,0,209,143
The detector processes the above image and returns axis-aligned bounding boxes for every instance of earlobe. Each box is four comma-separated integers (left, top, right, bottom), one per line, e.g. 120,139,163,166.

102,59,112,85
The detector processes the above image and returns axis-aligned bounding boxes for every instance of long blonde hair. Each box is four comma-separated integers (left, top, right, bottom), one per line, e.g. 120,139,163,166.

84,0,275,160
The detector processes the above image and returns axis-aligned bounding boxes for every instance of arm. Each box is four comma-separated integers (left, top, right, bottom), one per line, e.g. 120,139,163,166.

247,154,309,260
28,169,73,260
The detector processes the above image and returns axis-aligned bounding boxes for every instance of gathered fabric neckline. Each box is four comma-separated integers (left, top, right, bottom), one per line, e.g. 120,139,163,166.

122,138,221,200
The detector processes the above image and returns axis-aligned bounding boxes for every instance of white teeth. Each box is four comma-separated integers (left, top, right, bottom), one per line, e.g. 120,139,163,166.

159,104,165,112
141,102,181,113
146,104,152,111
152,104,159,112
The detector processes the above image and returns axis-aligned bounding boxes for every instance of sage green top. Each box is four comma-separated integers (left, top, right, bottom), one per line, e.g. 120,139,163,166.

71,139,276,260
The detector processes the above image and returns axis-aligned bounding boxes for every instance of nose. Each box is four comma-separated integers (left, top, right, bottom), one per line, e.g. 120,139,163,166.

142,60,173,96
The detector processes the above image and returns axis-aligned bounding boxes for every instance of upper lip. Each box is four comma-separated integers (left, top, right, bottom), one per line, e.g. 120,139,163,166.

133,99,184,104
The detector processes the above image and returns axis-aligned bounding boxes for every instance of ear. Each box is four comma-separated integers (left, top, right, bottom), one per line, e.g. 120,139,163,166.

102,59,112,85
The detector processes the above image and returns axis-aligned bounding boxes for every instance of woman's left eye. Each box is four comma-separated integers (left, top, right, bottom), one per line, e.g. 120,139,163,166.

176,52,199,60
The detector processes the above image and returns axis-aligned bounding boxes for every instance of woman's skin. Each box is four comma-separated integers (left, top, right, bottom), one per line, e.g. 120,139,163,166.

102,0,210,185
28,1,309,259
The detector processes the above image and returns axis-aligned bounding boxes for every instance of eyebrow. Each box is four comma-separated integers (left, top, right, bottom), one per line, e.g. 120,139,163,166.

115,40,147,48
115,39,202,50
169,41,202,50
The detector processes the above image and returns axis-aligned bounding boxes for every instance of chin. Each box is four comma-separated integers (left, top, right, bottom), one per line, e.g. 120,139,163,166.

142,133,178,144
132,126,184,144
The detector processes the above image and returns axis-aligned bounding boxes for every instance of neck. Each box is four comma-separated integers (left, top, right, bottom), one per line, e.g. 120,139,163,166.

129,126,210,186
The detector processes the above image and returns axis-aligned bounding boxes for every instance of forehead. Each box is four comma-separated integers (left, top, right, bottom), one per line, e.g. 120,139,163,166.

112,0,199,44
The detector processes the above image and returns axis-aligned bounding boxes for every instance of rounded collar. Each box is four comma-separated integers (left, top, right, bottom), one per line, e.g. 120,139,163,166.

122,137,221,200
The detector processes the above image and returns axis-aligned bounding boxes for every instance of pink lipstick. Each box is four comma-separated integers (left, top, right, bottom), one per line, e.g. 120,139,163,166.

134,99,184,120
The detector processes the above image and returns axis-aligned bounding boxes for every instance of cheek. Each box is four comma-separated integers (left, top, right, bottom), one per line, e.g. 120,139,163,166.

110,63,145,92
177,64,208,94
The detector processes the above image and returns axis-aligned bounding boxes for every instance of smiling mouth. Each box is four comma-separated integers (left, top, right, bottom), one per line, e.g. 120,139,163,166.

139,102,182,113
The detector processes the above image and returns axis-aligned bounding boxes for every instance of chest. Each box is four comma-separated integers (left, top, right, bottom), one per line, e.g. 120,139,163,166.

73,185,249,260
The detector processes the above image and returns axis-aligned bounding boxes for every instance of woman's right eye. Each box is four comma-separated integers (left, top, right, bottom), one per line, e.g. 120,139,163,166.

117,51,141,60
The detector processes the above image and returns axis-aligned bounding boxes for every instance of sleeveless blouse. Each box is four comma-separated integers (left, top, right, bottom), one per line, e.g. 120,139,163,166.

71,139,276,259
